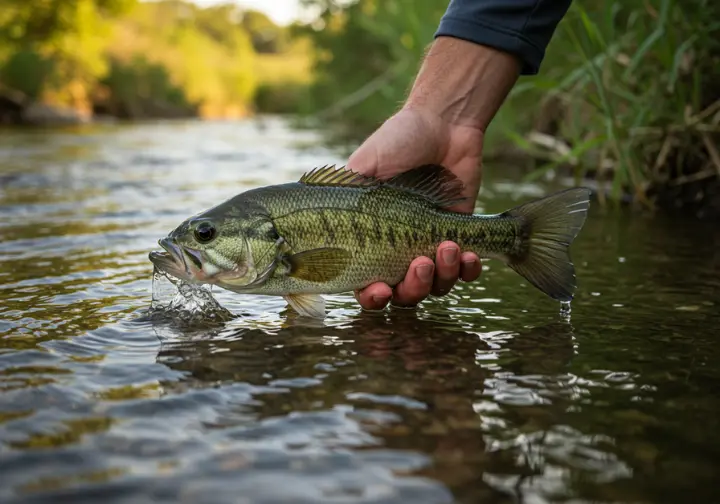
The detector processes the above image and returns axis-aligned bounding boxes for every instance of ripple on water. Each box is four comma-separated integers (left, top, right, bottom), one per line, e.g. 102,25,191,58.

1,119,720,504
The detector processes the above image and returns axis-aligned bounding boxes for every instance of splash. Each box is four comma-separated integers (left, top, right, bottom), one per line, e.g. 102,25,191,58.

149,266,235,323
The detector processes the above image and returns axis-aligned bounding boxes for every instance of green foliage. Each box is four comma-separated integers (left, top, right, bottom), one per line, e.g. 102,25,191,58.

104,1,258,116
0,0,288,117
503,0,720,205
0,50,52,99
0,0,138,110
297,0,720,206
4,0,713,209
241,10,290,53
0,0,135,47
101,55,191,115
296,0,449,135
250,36,314,115
254,81,312,114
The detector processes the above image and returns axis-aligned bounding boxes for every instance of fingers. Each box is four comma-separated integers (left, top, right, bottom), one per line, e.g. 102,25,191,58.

431,241,461,296
355,282,392,310
428,243,482,296
355,245,482,312
459,251,482,282
355,257,435,311
391,257,435,307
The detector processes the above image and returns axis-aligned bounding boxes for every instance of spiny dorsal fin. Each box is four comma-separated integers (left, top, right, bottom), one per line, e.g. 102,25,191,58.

298,164,467,208
299,164,379,188
384,164,467,208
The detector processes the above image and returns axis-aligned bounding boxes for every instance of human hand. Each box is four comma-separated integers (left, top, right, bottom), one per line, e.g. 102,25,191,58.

347,105,485,310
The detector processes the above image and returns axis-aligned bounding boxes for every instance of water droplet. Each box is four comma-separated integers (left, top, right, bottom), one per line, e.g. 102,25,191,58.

150,266,234,323
559,300,572,320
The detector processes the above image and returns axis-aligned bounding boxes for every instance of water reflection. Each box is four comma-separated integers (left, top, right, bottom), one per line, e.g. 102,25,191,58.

147,311,609,503
2,118,720,504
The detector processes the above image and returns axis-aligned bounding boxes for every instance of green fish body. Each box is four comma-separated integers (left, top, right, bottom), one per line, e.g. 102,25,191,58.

149,164,591,317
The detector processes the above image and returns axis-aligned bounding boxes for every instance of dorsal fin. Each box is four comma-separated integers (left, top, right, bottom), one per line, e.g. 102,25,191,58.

384,164,467,208
298,163,467,208
299,164,379,188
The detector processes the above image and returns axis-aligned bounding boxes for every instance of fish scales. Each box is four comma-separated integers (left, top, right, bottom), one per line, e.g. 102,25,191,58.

251,184,520,294
149,164,592,318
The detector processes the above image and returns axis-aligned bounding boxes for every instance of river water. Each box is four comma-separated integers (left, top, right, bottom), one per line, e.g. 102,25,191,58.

1,118,718,504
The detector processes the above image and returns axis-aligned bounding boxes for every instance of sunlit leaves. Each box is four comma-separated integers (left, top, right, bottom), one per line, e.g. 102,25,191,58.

0,0,264,116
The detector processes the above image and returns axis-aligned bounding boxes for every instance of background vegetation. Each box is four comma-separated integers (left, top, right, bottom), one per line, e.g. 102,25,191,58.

0,0,311,120
295,0,720,210
1,0,718,212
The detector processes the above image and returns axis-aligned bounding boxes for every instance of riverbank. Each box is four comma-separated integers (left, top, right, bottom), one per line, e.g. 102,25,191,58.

0,88,94,126
3,98,717,221
0,85,211,127
290,0,720,220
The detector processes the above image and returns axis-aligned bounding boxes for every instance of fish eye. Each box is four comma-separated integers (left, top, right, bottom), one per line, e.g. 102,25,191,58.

193,221,217,243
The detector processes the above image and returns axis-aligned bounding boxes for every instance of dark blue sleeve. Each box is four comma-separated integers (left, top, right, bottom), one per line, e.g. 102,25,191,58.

434,0,572,75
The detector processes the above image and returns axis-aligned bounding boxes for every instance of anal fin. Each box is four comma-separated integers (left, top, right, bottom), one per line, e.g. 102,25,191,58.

284,293,326,318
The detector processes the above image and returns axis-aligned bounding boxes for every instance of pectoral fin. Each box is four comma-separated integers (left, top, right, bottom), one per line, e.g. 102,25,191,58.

284,293,326,318
287,247,350,283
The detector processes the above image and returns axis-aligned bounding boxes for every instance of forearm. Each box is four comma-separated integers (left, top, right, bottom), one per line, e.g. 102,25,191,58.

404,37,521,133
405,0,571,132
436,0,572,75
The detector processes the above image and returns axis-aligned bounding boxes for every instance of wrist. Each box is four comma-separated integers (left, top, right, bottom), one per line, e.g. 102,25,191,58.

404,36,521,133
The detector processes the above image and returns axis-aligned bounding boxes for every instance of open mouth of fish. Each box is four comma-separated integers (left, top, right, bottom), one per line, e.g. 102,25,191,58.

148,238,204,283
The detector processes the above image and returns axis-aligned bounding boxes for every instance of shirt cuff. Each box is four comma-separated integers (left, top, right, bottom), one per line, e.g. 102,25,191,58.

434,16,547,75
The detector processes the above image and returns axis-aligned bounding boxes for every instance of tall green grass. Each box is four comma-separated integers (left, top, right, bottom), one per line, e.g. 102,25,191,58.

500,0,720,206
297,0,720,208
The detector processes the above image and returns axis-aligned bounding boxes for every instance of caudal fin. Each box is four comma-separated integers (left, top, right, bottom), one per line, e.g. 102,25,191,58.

504,187,592,301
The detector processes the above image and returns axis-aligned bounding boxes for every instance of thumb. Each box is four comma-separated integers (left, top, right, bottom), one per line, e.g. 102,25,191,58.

346,111,441,179
346,139,380,177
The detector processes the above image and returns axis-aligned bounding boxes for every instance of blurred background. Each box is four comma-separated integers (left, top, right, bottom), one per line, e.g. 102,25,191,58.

1,0,719,215
2,4,720,502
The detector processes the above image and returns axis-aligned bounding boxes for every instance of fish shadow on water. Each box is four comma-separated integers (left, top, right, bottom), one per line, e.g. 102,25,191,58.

141,307,581,503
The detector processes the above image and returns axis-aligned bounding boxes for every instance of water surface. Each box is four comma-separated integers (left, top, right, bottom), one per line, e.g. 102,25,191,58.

1,118,719,504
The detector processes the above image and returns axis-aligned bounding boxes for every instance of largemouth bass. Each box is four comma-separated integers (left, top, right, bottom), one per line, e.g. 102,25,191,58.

149,164,591,318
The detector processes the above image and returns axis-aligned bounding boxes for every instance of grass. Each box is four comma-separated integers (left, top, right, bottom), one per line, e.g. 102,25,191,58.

292,0,719,212
494,0,720,208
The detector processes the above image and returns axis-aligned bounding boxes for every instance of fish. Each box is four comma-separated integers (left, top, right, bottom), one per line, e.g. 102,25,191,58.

149,164,591,318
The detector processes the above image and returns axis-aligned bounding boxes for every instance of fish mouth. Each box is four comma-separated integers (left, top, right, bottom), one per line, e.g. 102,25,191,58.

149,237,203,283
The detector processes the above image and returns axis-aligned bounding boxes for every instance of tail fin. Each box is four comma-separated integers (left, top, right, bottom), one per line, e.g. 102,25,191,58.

504,187,592,301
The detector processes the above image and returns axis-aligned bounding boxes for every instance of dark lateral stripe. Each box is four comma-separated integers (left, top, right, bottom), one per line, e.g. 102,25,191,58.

430,223,440,243
350,214,365,248
373,215,382,242
461,226,484,247
387,226,396,248
320,210,335,243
